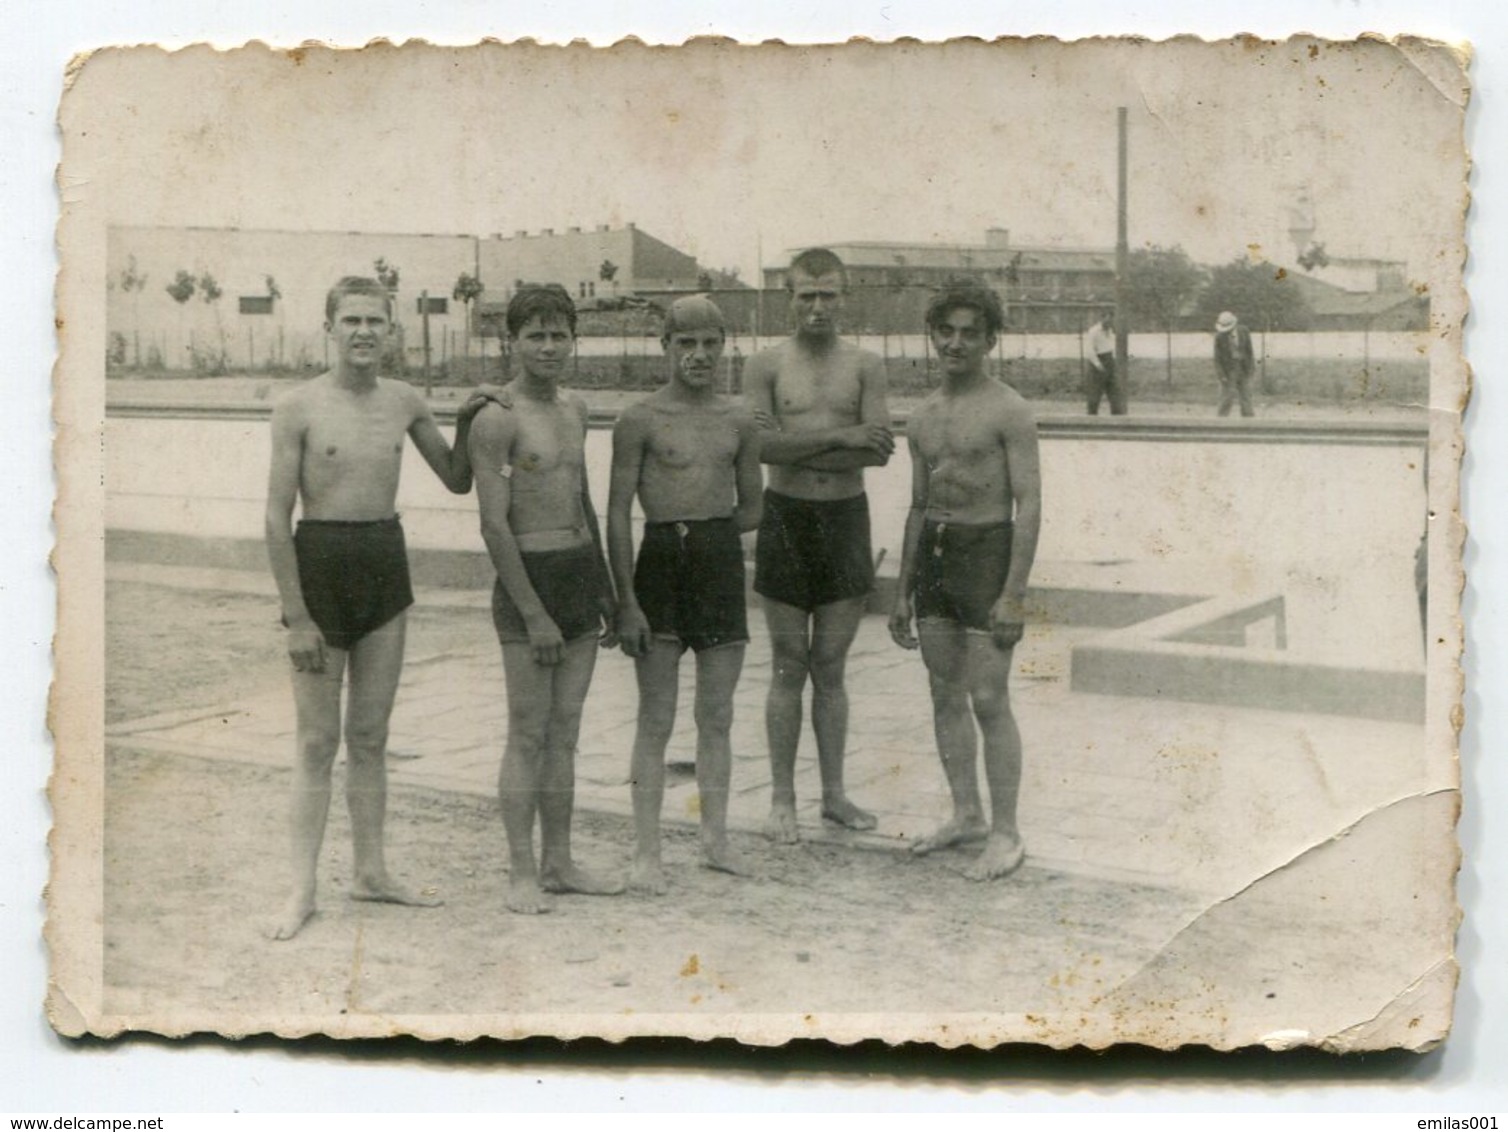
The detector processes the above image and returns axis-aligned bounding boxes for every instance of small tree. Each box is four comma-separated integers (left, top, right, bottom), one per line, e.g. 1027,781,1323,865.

198,272,226,373
373,258,404,375
118,255,148,367
1125,245,1207,386
166,269,196,370
1297,242,1331,272
453,271,485,371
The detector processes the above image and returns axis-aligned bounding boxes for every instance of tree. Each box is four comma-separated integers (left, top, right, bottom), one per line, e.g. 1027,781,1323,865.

696,270,714,291
1297,242,1331,272
198,272,226,373
373,257,400,292
599,259,619,294
1197,256,1310,332
165,269,196,305
1197,255,1313,391
453,272,485,370
1125,245,1207,386
165,270,196,370
119,255,149,367
373,258,404,375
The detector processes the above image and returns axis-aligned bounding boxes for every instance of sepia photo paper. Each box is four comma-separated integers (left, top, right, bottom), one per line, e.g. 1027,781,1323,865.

50,36,1468,1050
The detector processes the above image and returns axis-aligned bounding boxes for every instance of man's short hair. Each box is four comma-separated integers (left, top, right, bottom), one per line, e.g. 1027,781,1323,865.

661,295,727,341
786,247,849,290
325,276,393,324
925,281,1006,337
506,284,578,338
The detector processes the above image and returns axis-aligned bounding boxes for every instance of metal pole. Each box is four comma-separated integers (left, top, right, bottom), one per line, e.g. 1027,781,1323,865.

1114,106,1130,415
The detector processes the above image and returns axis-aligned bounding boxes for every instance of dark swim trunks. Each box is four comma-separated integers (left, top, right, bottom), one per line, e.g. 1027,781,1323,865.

635,517,748,652
753,490,874,612
491,542,607,645
293,516,415,651
913,519,1014,633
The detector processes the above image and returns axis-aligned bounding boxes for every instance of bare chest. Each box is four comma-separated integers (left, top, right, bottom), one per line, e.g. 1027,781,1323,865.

772,358,863,424
915,412,1003,472
509,405,585,475
303,402,410,477
644,413,740,471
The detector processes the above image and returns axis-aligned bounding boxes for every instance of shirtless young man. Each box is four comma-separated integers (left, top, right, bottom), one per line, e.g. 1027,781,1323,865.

607,297,763,894
467,284,622,914
888,282,1042,881
265,275,480,940
744,248,895,842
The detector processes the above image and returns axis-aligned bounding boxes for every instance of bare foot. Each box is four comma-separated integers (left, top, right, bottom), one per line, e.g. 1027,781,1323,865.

506,876,554,914
267,892,316,941
821,795,878,832
540,863,624,896
963,834,1027,881
350,877,443,907
763,802,801,844
700,838,753,877
627,857,667,896
910,816,989,856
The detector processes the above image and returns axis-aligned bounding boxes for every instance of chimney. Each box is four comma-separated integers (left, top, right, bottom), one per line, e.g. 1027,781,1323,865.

985,227,1011,248
597,223,610,232
626,222,636,231
541,228,554,236
514,230,527,238
568,226,581,234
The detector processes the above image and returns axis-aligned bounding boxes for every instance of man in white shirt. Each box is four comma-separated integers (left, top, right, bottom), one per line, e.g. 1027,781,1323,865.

1085,312,1122,415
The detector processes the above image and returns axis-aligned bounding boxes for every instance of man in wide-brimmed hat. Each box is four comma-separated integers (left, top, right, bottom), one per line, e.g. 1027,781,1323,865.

1213,310,1256,418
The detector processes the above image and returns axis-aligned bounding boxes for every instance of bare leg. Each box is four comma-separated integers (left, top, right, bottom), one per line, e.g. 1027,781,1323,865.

963,633,1026,881
628,638,680,895
911,620,988,855
762,598,809,842
538,636,622,897
811,597,876,831
269,649,347,940
694,643,749,875
500,641,555,914
344,615,440,907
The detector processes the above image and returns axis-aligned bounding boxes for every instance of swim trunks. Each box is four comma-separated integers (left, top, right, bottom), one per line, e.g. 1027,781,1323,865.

754,490,874,612
293,516,414,651
913,519,1014,633
635,517,748,652
491,542,607,645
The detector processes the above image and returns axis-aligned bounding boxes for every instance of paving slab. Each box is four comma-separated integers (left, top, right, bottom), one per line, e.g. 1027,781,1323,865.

107,561,1431,899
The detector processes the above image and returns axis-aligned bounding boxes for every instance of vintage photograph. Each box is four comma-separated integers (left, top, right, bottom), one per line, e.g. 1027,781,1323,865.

50,37,1466,1048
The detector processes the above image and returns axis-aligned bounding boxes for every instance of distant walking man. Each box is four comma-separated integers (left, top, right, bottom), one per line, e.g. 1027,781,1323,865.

745,248,895,841
467,284,621,913
265,275,479,940
1213,310,1256,417
889,282,1041,881
1085,311,1124,415
608,296,764,893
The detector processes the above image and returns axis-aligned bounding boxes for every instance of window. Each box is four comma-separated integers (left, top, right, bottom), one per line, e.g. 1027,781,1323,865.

239,295,274,315
416,296,448,315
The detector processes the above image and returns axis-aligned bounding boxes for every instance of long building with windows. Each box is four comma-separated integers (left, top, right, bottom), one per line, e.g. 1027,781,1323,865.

104,222,726,372
763,228,1119,334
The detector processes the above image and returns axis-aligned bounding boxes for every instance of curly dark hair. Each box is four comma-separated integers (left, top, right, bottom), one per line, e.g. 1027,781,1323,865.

924,280,1005,337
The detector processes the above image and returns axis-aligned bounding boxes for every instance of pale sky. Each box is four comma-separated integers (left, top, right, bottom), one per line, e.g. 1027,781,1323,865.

65,36,1466,284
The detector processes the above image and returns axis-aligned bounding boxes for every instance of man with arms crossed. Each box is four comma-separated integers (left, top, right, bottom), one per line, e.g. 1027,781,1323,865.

608,296,763,893
889,282,1042,881
467,284,621,914
265,275,479,941
745,248,895,842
